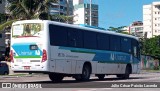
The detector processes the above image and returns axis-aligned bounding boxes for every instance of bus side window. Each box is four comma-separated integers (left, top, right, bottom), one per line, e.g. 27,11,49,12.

110,35,120,51
49,24,68,46
67,28,83,48
97,33,110,50
133,46,137,57
132,39,140,59
121,37,131,53
83,31,97,49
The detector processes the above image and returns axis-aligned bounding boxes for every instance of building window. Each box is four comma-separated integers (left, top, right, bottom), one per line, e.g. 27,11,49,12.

155,12,157,14
155,24,157,26
155,30,157,33
155,18,157,20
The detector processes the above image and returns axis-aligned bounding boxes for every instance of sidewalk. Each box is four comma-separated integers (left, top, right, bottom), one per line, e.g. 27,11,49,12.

141,69,160,73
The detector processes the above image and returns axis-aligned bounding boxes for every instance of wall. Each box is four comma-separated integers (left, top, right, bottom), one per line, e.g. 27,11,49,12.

141,55,159,70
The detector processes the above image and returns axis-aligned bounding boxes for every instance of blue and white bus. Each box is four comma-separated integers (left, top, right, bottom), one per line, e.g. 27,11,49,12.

10,20,141,82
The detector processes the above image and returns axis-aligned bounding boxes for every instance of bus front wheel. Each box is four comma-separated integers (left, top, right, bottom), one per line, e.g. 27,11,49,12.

123,65,130,79
117,65,131,79
49,73,64,82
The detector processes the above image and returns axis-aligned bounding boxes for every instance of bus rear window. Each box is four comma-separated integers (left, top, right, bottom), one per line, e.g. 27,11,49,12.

12,23,43,37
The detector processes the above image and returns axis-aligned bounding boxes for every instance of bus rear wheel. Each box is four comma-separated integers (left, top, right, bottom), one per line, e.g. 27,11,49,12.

49,73,64,82
75,64,91,81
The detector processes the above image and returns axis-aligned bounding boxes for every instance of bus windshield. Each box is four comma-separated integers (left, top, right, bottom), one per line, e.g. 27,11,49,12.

12,23,42,38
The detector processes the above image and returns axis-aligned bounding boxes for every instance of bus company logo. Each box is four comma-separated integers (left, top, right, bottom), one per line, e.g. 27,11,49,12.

35,50,40,55
58,53,65,57
2,83,12,88
110,54,115,61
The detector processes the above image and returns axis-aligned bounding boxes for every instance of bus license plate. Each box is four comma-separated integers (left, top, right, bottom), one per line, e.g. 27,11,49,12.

24,66,30,70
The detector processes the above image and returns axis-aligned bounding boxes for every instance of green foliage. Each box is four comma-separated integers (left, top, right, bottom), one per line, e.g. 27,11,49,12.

153,66,160,70
108,26,129,35
0,20,16,32
7,0,51,19
50,14,73,23
0,13,7,24
141,36,160,59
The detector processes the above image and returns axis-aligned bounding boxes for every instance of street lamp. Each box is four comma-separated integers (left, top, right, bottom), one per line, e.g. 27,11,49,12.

89,0,92,26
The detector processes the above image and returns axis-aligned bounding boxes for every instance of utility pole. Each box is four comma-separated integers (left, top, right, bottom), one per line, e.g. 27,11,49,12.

89,0,92,26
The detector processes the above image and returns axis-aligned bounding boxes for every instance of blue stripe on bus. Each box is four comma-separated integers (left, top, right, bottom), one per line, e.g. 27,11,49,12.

59,46,139,64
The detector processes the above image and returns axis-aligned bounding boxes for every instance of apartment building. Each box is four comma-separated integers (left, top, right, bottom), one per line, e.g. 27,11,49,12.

49,0,73,16
73,3,98,27
143,1,160,38
0,0,5,13
130,21,143,38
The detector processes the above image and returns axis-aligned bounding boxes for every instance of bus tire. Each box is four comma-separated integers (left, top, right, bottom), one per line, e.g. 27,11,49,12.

117,65,131,79
96,74,105,80
81,64,91,81
49,73,64,82
75,64,91,81
123,65,130,79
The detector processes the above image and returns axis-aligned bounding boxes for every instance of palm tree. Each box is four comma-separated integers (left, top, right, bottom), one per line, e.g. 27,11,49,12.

1,0,73,32
108,26,127,32
7,0,51,20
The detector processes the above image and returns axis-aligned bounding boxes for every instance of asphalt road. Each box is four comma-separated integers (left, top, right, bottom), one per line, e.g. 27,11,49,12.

0,71,160,91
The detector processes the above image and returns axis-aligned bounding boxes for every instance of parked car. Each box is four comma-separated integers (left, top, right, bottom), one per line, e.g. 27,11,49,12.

0,62,9,75
0,54,5,61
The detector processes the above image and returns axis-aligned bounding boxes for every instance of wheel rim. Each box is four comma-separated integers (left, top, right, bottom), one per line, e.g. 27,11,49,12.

82,66,90,79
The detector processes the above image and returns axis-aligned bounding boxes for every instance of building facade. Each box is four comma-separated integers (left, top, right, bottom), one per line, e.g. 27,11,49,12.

0,0,5,14
143,1,160,38
130,21,143,38
73,3,98,27
49,0,73,16
73,0,83,6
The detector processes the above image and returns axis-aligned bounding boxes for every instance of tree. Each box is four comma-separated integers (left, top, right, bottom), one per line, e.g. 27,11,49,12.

50,14,73,23
108,26,129,34
7,0,51,19
141,36,160,59
0,13,7,24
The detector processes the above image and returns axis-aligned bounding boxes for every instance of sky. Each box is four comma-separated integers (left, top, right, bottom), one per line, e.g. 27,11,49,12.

85,0,160,29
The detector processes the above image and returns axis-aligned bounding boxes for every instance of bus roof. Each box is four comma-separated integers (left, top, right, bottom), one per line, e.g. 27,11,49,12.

77,24,106,30
12,20,139,41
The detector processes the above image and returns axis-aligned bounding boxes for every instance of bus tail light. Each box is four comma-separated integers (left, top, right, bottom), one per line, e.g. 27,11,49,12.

10,50,14,63
42,49,47,62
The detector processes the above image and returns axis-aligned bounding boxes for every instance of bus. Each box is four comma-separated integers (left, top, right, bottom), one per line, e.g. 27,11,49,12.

10,20,141,82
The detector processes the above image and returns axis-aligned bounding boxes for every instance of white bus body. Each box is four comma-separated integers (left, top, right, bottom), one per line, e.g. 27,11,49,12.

11,20,141,82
